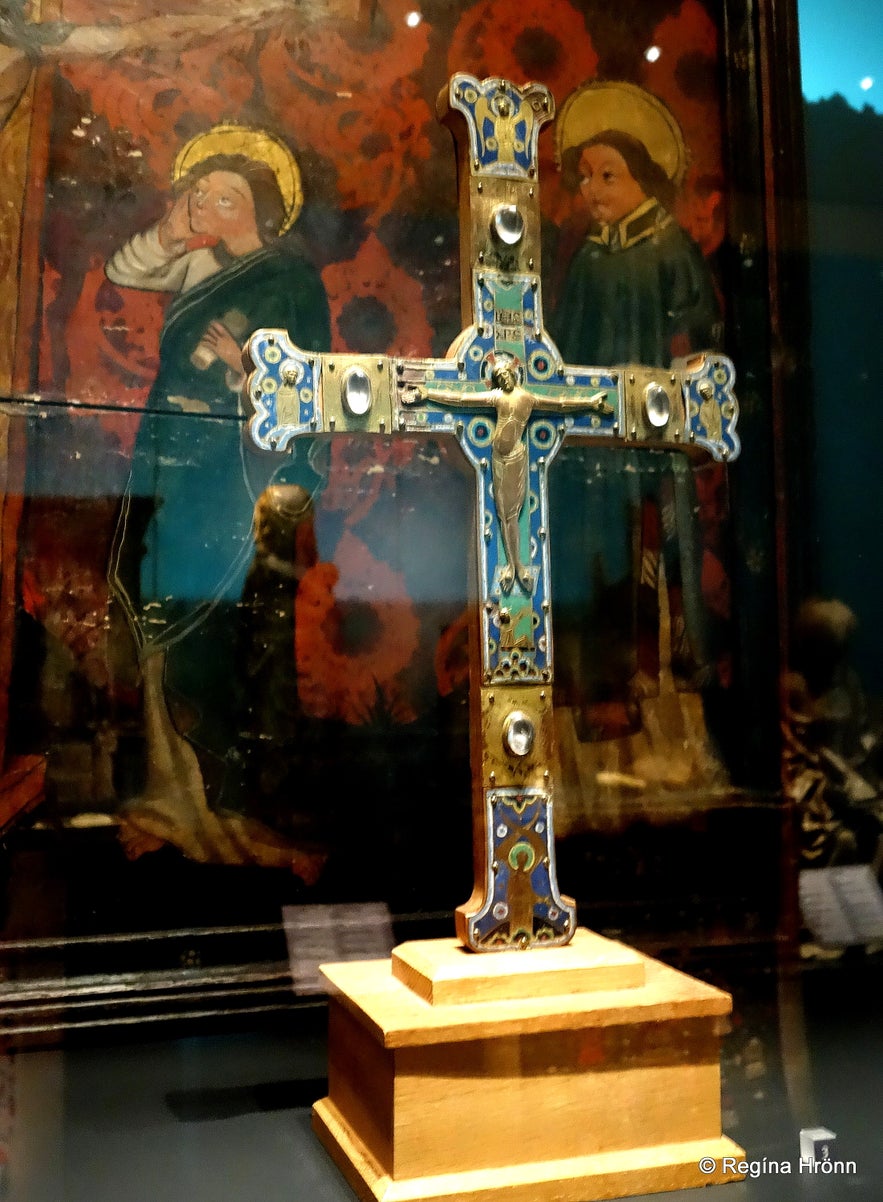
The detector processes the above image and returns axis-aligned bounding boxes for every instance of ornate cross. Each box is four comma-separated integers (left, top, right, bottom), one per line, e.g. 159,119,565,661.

245,74,739,952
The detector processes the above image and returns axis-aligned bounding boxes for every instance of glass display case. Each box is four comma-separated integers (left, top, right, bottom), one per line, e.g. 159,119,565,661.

5,0,883,1198
0,0,806,1046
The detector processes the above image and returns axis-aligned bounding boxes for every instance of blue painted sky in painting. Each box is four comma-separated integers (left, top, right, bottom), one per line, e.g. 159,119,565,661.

799,0,883,112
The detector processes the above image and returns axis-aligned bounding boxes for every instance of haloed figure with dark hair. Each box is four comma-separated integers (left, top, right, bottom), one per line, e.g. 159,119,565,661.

553,129,719,367
549,88,725,725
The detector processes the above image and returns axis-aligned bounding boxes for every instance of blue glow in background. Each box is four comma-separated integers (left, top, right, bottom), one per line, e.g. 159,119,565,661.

800,0,883,690
799,0,882,113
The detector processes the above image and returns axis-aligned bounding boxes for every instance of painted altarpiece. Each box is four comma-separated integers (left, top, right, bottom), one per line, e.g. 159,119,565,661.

0,0,796,1035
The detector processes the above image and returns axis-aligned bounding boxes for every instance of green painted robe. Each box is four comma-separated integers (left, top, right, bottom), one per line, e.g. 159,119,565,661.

110,241,330,777
552,199,720,367
549,201,723,717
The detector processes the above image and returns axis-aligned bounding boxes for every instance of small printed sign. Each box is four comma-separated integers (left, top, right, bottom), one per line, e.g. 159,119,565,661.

282,903,395,995
799,865,883,947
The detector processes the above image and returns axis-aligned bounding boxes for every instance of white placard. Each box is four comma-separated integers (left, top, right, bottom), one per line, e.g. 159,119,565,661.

282,902,395,995
799,865,883,947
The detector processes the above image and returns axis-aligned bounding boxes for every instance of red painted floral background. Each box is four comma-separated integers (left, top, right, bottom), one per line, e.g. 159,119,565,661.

40,0,725,401
24,0,730,733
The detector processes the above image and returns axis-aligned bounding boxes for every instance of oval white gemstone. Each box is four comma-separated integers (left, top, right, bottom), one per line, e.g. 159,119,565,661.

643,383,671,428
503,711,535,757
341,366,372,416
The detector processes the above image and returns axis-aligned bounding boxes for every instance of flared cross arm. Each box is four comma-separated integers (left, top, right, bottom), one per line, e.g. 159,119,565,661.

244,73,740,951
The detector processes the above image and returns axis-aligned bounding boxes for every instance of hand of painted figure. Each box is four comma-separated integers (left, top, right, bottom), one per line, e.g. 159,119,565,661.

193,321,244,374
158,193,194,253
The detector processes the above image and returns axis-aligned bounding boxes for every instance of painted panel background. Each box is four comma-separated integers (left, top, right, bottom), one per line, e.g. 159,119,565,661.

0,0,753,921
28,0,726,404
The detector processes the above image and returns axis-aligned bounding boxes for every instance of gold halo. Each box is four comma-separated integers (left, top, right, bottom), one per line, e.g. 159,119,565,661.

555,81,688,186
172,124,303,234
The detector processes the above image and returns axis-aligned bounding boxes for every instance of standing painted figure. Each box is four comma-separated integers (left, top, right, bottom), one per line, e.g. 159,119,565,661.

550,83,724,713
106,125,330,872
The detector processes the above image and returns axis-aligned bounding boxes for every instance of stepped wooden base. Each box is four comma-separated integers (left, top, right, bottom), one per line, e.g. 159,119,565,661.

314,929,744,1202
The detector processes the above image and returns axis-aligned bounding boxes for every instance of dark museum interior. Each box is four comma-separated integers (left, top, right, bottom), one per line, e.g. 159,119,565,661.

0,0,881,1198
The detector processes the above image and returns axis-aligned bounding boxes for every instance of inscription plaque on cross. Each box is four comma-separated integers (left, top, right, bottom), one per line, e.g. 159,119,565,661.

245,73,740,953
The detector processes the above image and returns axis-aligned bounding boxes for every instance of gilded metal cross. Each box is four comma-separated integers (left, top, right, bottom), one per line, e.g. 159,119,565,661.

245,73,740,952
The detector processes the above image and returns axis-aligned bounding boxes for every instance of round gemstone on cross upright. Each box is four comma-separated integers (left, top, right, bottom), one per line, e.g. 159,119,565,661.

491,204,525,246
503,711,535,757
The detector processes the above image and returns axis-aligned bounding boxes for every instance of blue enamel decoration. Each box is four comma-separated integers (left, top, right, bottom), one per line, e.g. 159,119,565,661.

243,74,741,953
469,788,574,947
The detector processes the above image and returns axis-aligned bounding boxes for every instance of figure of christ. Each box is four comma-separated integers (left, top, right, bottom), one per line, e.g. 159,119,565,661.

403,364,613,594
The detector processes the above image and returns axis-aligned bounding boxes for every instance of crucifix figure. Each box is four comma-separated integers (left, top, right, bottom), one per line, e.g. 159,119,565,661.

402,364,613,594
245,73,740,952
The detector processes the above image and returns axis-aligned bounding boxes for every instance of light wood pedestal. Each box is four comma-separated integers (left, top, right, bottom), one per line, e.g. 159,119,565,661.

313,929,745,1201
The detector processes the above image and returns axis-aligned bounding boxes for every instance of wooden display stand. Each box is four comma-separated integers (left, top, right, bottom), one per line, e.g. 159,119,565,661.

313,929,745,1201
